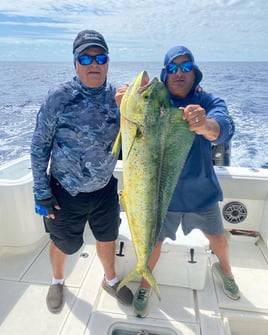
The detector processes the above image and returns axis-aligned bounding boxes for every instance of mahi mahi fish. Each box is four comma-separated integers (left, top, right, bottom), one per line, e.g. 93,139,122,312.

112,71,194,300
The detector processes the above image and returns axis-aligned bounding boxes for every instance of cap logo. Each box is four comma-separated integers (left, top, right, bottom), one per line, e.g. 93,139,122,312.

83,33,100,41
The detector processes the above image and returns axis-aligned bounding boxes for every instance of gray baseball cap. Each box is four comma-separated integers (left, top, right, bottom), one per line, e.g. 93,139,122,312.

73,30,109,54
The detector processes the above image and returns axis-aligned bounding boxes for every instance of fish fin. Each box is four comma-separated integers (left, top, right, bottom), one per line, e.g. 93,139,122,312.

117,265,161,301
125,125,141,160
112,131,122,160
116,267,140,293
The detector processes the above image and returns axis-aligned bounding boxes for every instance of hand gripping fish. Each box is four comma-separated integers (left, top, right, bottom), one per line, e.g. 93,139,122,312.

112,71,194,300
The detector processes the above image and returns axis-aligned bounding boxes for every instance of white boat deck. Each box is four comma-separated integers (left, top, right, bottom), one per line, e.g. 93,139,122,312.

1,158,268,334
1,217,268,335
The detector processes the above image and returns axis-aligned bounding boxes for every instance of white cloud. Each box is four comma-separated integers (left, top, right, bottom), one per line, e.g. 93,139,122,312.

0,0,267,61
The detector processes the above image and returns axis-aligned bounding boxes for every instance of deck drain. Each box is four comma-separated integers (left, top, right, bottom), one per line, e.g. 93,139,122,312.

223,201,247,223
80,252,89,258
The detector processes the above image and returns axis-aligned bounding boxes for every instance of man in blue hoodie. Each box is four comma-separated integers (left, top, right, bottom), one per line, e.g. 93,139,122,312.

132,46,240,317
31,30,133,313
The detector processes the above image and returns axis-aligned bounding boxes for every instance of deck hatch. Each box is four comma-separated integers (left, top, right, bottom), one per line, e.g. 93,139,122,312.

109,323,177,335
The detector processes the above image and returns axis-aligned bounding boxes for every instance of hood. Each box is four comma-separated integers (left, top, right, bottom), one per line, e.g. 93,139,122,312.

160,45,203,88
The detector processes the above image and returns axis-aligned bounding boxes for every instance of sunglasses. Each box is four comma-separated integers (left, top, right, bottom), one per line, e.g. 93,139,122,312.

77,54,108,65
166,61,193,74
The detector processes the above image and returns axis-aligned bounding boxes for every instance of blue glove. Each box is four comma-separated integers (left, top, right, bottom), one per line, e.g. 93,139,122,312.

34,196,59,216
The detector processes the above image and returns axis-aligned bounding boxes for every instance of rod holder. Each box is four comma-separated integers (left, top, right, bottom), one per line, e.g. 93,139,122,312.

116,241,125,257
188,248,197,263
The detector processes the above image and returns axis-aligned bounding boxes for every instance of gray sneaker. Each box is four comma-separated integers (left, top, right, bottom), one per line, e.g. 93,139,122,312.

212,262,240,300
101,278,133,305
133,287,151,317
46,283,64,313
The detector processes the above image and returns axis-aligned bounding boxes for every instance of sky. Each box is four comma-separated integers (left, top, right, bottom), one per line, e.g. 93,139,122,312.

0,0,267,62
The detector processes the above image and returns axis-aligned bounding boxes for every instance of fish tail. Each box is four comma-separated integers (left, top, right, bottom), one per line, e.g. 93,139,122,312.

141,266,161,301
116,266,140,293
117,265,161,301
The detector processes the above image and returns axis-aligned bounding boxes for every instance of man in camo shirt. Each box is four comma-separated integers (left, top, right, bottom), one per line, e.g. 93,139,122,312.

31,30,133,313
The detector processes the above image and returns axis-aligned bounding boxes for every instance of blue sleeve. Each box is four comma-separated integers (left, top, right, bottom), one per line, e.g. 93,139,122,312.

31,90,58,200
200,93,235,145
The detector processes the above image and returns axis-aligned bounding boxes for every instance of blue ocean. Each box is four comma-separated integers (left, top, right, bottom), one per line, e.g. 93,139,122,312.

0,61,267,168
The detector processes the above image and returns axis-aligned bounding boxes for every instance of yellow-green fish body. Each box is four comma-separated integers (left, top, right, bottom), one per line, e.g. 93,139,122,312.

112,71,194,299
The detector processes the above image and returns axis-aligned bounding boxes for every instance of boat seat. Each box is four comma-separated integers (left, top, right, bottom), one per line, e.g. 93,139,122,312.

0,157,45,247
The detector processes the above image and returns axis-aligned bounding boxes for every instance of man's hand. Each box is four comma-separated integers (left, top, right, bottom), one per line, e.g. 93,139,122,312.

35,196,61,219
181,104,220,141
115,84,129,107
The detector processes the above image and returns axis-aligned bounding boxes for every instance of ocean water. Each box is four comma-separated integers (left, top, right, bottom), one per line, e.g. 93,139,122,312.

0,61,267,168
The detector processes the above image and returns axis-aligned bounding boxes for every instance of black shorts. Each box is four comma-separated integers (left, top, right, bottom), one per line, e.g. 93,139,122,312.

44,175,120,255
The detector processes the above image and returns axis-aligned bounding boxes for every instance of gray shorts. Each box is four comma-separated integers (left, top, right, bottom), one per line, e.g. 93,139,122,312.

158,203,224,242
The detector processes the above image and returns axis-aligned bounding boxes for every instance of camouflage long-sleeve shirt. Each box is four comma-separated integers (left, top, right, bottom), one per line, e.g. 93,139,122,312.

31,77,120,200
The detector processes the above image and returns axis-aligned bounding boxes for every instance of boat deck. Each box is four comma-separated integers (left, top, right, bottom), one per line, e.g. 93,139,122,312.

1,214,268,335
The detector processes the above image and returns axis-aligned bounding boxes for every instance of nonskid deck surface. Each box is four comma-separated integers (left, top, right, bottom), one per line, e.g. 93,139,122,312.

0,215,268,335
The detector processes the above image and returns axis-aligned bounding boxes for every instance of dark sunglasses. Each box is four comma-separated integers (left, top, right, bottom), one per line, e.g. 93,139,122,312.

77,54,108,65
166,61,193,74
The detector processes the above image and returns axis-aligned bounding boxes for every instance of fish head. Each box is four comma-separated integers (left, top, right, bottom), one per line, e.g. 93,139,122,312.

120,71,170,126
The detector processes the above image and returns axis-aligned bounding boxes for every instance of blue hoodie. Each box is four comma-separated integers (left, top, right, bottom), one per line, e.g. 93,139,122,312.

161,46,235,212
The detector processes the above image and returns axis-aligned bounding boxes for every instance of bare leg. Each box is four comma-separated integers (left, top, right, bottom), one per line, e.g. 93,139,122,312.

140,241,163,288
46,241,67,313
204,233,232,275
49,241,68,279
96,240,116,280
